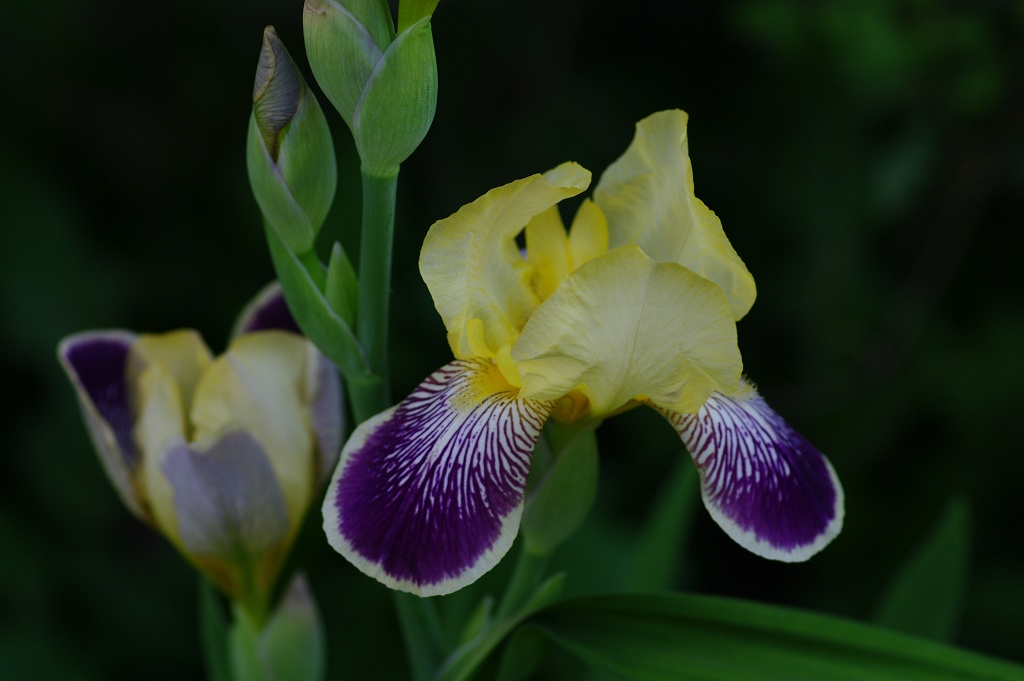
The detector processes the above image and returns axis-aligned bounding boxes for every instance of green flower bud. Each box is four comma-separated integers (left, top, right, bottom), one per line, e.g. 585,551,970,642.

247,26,337,254
229,574,326,681
304,0,438,177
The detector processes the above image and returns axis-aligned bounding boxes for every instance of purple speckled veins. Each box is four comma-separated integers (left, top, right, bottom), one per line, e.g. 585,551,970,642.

328,359,551,594
662,380,843,560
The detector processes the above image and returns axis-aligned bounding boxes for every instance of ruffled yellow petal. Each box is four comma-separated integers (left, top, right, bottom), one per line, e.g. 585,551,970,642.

512,245,742,417
189,331,315,534
526,199,609,302
593,110,756,320
420,162,591,361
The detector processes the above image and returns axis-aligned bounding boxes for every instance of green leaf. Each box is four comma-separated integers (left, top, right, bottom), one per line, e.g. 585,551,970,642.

874,497,971,641
437,575,565,681
264,222,373,383
623,458,699,591
496,626,548,681
198,578,232,681
325,241,358,328
522,426,599,555
397,0,440,33
531,592,1024,681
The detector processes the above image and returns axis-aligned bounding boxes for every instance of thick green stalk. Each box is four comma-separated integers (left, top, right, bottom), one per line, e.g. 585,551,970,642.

355,170,398,412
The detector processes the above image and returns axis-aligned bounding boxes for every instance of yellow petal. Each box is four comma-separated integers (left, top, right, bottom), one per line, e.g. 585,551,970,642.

129,330,214,543
130,330,214,418
525,205,570,301
593,110,756,320
512,245,742,417
189,331,316,535
420,162,591,360
568,199,609,271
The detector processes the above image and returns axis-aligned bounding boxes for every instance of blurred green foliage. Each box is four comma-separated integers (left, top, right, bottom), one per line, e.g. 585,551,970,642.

1,0,1022,678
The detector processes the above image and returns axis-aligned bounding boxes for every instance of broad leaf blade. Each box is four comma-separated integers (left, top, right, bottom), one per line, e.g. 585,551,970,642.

532,592,1023,681
875,497,971,641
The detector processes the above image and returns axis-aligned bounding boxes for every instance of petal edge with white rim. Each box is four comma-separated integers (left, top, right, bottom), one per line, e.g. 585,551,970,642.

657,380,843,561
323,359,552,596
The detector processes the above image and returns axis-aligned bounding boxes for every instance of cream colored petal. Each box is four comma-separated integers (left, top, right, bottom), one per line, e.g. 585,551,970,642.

420,162,591,359
189,331,315,535
129,330,214,419
593,110,756,320
133,360,190,546
512,245,742,417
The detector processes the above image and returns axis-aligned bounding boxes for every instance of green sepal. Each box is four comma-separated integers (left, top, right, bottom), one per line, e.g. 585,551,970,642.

303,0,385,131
227,575,326,681
247,28,337,254
325,241,359,328
531,592,1024,681
264,222,373,382
521,425,598,556
874,497,971,641
398,0,441,32
198,578,232,681
354,17,438,177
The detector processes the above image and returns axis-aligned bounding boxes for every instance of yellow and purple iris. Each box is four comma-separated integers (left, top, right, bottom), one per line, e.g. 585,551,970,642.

59,285,342,607
323,110,843,596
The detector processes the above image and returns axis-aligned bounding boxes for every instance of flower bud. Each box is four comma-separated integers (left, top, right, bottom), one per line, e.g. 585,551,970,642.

248,26,337,254
58,285,342,609
304,0,438,177
229,574,326,681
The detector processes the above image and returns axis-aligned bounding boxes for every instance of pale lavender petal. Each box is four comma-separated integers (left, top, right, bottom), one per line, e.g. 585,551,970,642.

658,379,843,561
323,359,552,596
57,331,148,520
162,430,290,559
306,350,343,488
232,282,301,337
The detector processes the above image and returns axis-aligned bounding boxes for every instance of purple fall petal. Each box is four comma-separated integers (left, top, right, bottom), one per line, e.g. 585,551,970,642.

323,359,552,596
232,282,301,336
57,331,147,519
661,380,843,561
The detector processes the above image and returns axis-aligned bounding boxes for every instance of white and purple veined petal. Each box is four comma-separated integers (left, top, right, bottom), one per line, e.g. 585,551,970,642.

658,379,843,561
323,359,553,596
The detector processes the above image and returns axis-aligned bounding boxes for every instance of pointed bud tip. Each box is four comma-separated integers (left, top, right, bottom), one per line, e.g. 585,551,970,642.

253,25,305,159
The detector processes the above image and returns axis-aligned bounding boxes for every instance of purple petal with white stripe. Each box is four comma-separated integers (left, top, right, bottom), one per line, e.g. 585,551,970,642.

658,379,843,561
323,359,552,596
57,331,148,520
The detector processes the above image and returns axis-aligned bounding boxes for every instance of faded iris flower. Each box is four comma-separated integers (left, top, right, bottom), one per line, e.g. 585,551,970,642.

323,110,843,596
58,284,342,609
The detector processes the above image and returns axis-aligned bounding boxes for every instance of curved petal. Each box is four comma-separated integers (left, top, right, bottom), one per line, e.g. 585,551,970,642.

323,359,553,596
57,331,146,520
162,430,291,600
657,380,843,561
190,332,315,534
231,281,302,337
593,110,756,320
420,162,591,360
525,199,609,302
304,347,343,488
513,245,741,418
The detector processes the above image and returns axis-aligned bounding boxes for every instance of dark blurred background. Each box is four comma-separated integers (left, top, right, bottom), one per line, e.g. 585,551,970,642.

2,0,1022,678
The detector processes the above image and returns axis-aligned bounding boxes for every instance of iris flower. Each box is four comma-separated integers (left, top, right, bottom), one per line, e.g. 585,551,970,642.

324,110,843,596
58,285,342,609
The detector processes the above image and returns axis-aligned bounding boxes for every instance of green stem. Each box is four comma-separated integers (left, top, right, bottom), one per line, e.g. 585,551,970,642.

392,592,444,681
355,170,398,412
